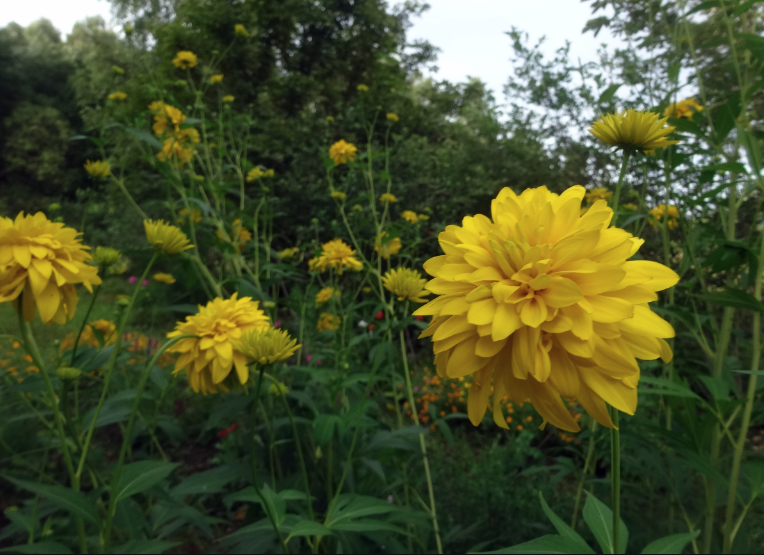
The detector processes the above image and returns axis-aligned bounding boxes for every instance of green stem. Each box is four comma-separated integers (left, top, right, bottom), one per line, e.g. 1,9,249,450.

70,284,101,366
610,406,621,555
571,419,598,530
611,151,632,226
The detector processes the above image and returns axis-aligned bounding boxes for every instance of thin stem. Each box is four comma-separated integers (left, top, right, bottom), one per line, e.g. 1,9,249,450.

611,151,632,226
70,284,101,366
610,406,621,555
571,419,598,530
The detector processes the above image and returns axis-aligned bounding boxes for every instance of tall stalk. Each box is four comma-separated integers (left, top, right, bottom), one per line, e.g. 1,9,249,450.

610,407,621,555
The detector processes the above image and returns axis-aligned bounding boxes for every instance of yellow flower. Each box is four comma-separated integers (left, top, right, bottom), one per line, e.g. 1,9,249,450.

317,312,341,331
177,208,203,224
172,51,198,69
375,232,401,259
664,98,703,120
84,160,111,178
278,247,299,260
238,327,301,366
401,210,418,224
247,167,264,182
649,204,680,230
264,169,275,178
144,220,194,254
382,268,430,304
167,294,270,394
589,109,678,152
108,92,127,101
310,239,363,274
330,191,347,201
315,287,341,306
216,219,251,252
622,203,638,211
418,214,430,221
379,193,397,204
222,95,235,104
157,129,199,167
326,116,335,123
357,84,369,92
148,101,186,136
94,247,122,269
209,74,224,84
153,272,176,284
109,257,130,276
414,185,679,432
269,382,289,397
0,212,102,324
329,140,358,166
386,112,399,122
234,24,250,37
585,187,612,205
362,286,372,293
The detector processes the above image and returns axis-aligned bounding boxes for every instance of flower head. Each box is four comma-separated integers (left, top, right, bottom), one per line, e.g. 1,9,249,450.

309,239,363,274
401,210,418,224
414,185,679,432
383,268,430,304
222,95,235,104
329,140,358,166
589,109,678,152
216,219,251,252
234,24,250,37
84,160,111,178
94,247,122,269
238,327,301,366
585,187,612,206
0,213,102,324
664,98,703,120
148,101,186,136
177,208,203,224
315,287,341,306
153,272,176,284
108,92,127,102
375,232,401,259
278,247,299,260
209,74,224,84
386,112,399,122
269,382,289,396
167,294,270,394
330,191,347,201
379,193,397,204
172,51,198,69
649,204,680,230
317,312,341,331
144,220,194,254
357,84,369,92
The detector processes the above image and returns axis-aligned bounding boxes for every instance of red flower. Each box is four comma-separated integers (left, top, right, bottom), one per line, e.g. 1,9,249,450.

369,324,376,331
218,423,238,439
375,310,384,320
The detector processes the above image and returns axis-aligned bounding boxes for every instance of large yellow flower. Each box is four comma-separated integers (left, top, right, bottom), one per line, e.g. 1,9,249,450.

315,287,340,306
375,233,401,259
144,220,194,254
238,327,300,366
0,213,102,324
167,294,270,394
664,98,703,120
172,51,198,69
329,140,358,166
589,109,678,152
414,185,679,432
309,239,363,274
383,268,430,303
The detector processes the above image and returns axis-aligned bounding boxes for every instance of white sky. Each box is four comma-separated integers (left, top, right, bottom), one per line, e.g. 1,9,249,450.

1,0,619,103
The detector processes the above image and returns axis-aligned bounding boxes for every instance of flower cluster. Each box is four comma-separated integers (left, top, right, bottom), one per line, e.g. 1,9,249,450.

375,233,401,259
216,219,252,252
317,312,341,331
649,204,680,230
664,98,703,120
148,101,200,167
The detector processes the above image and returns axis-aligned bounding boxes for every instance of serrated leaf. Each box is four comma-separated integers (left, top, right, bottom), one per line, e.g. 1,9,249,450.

641,531,700,554
116,461,180,502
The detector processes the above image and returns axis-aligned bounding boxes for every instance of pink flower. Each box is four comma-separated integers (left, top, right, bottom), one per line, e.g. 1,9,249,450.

128,276,137,284
316,360,323,366
274,320,282,328
306,355,312,362
141,279,149,286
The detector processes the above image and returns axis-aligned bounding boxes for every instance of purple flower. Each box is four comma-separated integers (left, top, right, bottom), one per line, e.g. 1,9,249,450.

274,320,282,328
141,279,149,287
306,355,313,362
128,276,137,284
413,386,420,392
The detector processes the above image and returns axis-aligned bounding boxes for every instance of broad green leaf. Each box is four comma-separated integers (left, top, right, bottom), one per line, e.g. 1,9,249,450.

685,0,720,16
734,0,763,17
598,84,621,104
702,162,747,174
313,414,343,446
582,492,628,554
478,535,581,554
696,288,764,313
287,520,332,539
638,377,703,401
260,483,286,526
124,127,162,149
116,461,180,502
538,493,594,554
330,520,408,534
640,531,700,554
116,540,179,554
171,465,238,497
714,92,742,142
2,477,100,527
0,542,73,554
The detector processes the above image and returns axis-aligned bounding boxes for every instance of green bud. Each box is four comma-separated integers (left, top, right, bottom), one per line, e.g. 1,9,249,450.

112,65,125,75
57,367,82,380
48,202,61,212
124,23,134,34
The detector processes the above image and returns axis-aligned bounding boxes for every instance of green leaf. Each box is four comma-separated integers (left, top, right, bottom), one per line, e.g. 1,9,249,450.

702,162,747,174
739,32,764,62
478,535,581,554
1,477,100,527
0,542,73,554
330,520,408,534
313,414,343,446
685,0,720,16
714,92,742,142
116,540,179,554
286,520,332,539
734,0,763,17
537,493,595,554
733,370,764,376
124,127,162,149
640,531,700,554
696,288,764,313
116,461,180,502
582,492,628,554
638,377,703,401
598,84,621,104
259,483,286,526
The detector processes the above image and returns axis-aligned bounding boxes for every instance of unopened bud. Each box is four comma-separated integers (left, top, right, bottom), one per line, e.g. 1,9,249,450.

57,367,82,380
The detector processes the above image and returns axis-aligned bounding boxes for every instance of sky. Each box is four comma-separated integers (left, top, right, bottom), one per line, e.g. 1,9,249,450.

1,0,619,104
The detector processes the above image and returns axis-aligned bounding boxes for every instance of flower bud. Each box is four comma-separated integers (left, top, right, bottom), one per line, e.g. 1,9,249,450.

57,367,82,380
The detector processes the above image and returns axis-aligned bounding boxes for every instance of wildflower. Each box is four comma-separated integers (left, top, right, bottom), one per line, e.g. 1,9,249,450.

172,51,198,69
315,287,340,306
401,210,418,224
274,320,282,328
177,208,203,224
234,24,250,37
128,276,137,284
112,65,124,75
589,109,678,152
239,326,300,366
93,247,122,269
414,185,679,432
317,313,341,331
153,272,176,284
585,187,612,205
379,193,398,204
309,239,363,274
352,204,364,212
269,382,289,397
358,320,369,328
108,92,127,102
362,287,372,293
141,280,149,287
368,324,376,331
649,204,680,230
330,191,347,201
375,232,401,259
222,95,235,104
84,160,111,178
382,268,430,303
209,74,224,84
48,203,61,212
375,310,384,320
157,128,199,167
326,116,335,123
148,101,186,136
110,258,130,275
357,84,369,92
218,423,238,438
278,247,299,260
664,98,703,120
0,212,102,324
386,113,399,122
144,219,194,254
167,294,270,394
329,140,358,166
418,214,430,221
247,167,264,182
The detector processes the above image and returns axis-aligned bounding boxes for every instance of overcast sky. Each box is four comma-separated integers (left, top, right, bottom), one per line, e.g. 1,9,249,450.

1,0,618,103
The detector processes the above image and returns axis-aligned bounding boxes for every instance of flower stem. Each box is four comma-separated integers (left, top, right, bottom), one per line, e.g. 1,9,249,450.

611,150,632,226
571,419,598,530
70,284,101,366
610,406,621,555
